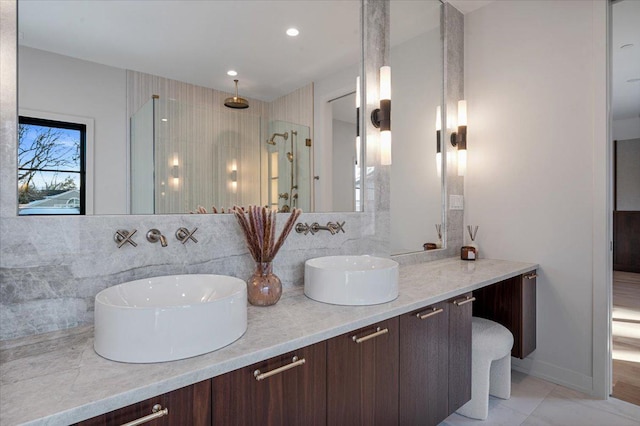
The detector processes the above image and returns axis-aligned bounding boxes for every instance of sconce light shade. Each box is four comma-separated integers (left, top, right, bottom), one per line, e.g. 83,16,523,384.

372,66,392,165
450,99,468,176
436,106,442,177
230,164,238,193
170,156,180,188
356,76,361,165
457,100,467,127
379,66,391,101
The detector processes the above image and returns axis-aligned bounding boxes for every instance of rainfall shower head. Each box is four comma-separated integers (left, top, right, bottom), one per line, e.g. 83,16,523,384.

224,79,249,109
266,132,289,145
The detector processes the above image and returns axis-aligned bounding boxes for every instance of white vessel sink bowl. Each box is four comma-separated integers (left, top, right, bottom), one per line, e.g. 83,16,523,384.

94,274,247,363
304,255,399,306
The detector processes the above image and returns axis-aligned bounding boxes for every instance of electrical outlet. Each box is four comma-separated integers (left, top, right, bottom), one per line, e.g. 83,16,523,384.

450,195,464,210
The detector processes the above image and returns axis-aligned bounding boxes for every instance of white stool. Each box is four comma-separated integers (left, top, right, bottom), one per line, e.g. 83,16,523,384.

456,317,514,420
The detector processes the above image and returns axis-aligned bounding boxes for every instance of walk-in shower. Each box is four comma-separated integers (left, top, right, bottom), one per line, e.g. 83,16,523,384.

130,95,261,214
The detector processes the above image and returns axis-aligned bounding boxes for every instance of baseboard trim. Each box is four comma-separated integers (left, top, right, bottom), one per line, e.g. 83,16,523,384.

512,357,594,396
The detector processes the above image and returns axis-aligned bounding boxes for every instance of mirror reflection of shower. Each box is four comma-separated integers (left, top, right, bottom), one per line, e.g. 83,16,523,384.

266,132,288,145
266,122,311,212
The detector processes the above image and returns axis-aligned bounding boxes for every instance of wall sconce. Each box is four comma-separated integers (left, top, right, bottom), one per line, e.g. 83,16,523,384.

230,162,238,193
436,105,442,178
171,156,180,188
450,100,467,176
355,76,361,165
371,66,391,165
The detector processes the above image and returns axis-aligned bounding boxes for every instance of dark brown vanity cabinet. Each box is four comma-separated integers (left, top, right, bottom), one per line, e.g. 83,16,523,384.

326,317,399,426
472,271,537,359
447,293,474,413
398,293,473,426
72,273,536,426
211,341,327,426
75,379,211,426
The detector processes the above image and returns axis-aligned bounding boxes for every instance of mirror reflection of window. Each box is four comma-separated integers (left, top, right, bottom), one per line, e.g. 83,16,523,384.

18,116,86,216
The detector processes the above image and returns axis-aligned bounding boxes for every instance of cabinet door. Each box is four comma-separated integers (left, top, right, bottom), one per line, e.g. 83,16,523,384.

75,379,211,426
399,301,449,426
327,317,399,426
212,341,326,426
448,293,473,414
472,271,537,359
520,271,537,358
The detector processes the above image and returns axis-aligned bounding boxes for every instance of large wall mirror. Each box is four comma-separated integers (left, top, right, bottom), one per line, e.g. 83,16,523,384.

17,0,363,215
16,0,445,249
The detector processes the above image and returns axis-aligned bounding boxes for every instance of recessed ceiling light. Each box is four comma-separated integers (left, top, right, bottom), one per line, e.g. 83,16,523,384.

286,28,299,37
227,70,238,76
620,43,634,49
627,78,640,83
161,118,168,122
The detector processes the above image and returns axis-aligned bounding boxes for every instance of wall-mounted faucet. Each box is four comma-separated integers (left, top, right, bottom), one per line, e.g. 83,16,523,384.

146,229,168,247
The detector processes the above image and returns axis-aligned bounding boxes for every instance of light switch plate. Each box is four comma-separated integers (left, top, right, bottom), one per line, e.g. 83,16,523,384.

450,195,464,210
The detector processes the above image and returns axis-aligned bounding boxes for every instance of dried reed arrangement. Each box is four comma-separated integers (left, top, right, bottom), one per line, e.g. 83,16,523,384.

191,205,237,214
467,225,478,242
233,205,302,263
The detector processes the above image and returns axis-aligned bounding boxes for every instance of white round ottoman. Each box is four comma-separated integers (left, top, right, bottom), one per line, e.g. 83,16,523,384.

456,317,514,420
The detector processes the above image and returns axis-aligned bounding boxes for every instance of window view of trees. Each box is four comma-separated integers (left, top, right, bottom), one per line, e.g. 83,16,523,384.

18,116,85,215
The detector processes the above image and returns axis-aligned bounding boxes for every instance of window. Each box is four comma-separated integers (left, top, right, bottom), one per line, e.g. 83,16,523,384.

18,116,86,215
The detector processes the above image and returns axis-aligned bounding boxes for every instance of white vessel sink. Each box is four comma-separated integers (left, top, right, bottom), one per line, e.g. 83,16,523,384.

94,274,247,363
304,255,399,306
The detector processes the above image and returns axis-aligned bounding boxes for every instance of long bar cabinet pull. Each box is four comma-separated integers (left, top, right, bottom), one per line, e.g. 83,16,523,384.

121,404,168,426
254,356,306,381
352,327,389,344
525,273,538,280
453,296,476,306
416,307,444,320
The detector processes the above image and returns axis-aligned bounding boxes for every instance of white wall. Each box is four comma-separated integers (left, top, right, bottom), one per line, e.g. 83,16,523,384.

613,117,640,141
19,46,127,214
464,0,607,394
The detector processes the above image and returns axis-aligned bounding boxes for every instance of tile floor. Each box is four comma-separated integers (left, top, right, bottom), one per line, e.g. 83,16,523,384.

440,370,640,425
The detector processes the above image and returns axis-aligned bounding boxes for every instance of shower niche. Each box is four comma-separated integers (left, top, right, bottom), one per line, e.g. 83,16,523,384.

130,97,312,214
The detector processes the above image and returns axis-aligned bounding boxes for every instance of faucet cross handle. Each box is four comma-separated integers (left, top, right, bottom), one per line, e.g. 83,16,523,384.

114,229,138,248
330,221,346,234
295,222,311,235
310,222,322,235
176,227,198,244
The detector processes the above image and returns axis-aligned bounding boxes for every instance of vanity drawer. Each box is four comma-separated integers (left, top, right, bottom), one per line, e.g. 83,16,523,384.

74,379,211,426
211,341,326,426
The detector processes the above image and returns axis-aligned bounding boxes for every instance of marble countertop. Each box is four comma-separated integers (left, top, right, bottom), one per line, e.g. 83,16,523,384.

0,258,537,426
